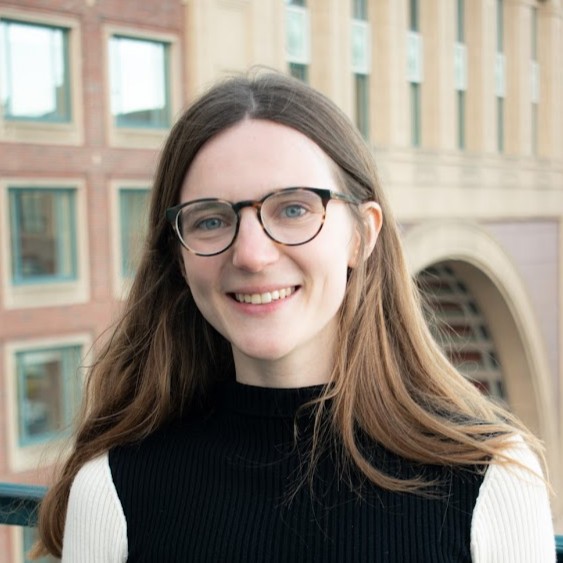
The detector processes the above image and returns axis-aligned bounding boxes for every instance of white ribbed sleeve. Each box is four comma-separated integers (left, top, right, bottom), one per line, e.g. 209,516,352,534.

62,453,128,563
471,436,555,562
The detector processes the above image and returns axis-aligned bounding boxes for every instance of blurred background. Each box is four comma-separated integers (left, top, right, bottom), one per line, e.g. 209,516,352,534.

0,0,561,560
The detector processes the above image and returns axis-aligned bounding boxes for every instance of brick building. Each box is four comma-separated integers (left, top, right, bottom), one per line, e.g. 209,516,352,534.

0,0,562,561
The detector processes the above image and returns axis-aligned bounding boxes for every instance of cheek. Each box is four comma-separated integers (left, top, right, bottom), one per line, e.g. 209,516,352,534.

181,255,215,304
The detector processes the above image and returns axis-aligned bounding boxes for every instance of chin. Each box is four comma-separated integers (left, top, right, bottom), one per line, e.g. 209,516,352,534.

234,342,292,362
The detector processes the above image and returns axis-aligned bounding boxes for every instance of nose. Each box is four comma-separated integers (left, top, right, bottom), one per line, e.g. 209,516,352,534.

231,208,280,272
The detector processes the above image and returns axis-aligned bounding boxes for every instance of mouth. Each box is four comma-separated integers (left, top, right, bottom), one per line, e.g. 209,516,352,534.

231,286,298,305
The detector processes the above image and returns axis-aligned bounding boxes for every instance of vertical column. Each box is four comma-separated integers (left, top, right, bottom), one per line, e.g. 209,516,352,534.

504,0,532,156
538,0,562,160
251,0,286,73
420,0,455,149
465,0,497,153
370,0,409,147
184,0,209,97
309,0,352,112
184,0,284,99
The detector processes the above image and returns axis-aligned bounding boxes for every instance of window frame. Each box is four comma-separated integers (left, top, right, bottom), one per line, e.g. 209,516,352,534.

0,18,71,123
8,186,78,286
354,73,370,139
285,3,310,83
109,34,172,130
0,178,89,309
110,180,152,298
15,344,83,447
104,25,180,149
4,334,91,472
0,8,83,145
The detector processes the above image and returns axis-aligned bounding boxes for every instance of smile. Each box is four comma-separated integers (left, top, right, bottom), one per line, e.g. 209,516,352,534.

233,286,297,304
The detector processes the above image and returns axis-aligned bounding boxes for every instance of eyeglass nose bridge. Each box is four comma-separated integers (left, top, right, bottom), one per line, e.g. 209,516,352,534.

231,199,271,236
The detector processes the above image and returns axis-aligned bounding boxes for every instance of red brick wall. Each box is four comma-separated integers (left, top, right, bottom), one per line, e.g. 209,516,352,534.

0,0,185,478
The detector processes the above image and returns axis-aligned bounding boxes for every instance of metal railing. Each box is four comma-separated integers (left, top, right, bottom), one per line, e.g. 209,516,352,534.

2,482,563,560
1,483,47,527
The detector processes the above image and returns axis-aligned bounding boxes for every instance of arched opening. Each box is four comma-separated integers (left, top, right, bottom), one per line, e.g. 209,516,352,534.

403,221,556,455
417,262,506,404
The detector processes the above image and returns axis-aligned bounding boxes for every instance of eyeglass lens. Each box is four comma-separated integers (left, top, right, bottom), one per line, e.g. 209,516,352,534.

176,189,326,255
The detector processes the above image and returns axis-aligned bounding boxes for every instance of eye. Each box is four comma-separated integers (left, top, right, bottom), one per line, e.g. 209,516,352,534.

281,204,307,219
181,206,235,237
196,216,226,231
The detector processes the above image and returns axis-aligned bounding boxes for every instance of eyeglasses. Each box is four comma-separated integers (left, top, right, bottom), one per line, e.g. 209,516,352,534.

166,187,361,256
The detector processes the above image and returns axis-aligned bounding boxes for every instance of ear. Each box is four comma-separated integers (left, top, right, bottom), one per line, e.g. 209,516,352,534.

348,201,383,268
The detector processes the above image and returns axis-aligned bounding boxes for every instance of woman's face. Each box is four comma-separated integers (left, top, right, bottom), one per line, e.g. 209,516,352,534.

179,119,381,387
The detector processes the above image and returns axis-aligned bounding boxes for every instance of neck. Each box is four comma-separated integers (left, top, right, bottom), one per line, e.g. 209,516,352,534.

232,347,334,388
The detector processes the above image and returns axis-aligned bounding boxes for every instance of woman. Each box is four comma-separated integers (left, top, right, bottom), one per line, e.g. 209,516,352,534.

35,72,554,562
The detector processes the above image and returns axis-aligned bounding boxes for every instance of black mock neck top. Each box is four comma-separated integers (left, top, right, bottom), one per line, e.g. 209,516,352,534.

108,381,485,562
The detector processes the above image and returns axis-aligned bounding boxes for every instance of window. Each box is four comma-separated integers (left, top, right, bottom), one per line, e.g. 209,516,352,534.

496,0,504,153
496,0,504,53
353,0,368,20
409,0,420,33
455,0,466,149
109,35,171,129
456,0,464,43
0,19,71,122
286,0,310,83
9,187,77,285
410,83,421,147
497,97,504,152
16,344,82,446
352,0,370,139
457,91,465,149
355,74,370,139
531,6,538,155
407,0,422,147
119,187,150,278
289,62,308,82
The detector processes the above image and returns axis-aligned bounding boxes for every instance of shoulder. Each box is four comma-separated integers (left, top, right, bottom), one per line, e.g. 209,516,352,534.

470,435,555,563
62,452,128,563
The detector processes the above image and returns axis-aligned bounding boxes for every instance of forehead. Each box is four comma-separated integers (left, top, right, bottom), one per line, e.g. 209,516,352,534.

180,119,339,203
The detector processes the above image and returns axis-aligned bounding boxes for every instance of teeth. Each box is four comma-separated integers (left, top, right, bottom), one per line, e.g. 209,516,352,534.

235,287,295,305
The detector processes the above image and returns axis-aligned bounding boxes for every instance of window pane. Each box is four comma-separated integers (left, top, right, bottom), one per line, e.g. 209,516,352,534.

289,62,308,83
17,345,82,445
353,0,368,20
531,102,537,156
457,90,465,149
9,188,77,283
497,97,504,152
110,36,170,128
496,0,503,52
120,188,150,277
0,20,70,121
456,0,464,42
411,83,421,146
531,7,537,61
409,0,419,32
355,74,369,139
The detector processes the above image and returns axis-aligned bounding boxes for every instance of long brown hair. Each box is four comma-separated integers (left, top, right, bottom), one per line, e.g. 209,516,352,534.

35,71,539,557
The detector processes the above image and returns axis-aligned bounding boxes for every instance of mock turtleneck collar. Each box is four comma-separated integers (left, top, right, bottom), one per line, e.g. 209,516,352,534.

219,380,327,418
